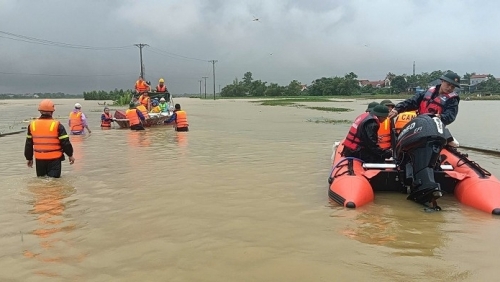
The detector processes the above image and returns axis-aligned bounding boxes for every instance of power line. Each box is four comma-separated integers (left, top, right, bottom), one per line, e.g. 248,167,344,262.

147,46,209,62
0,71,135,77
0,30,134,50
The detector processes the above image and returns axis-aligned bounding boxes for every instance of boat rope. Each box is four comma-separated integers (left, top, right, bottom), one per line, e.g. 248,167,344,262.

448,146,491,177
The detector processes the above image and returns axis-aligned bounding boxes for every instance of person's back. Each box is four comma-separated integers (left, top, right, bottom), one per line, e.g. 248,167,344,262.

126,103,145,130
394,110,417,135
136,104,149,119
25,99,75,178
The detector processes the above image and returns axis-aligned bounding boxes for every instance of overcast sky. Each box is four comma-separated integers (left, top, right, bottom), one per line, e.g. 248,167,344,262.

1,0,499,94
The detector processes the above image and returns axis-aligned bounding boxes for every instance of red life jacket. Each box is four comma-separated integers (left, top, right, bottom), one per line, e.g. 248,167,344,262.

343,112,379,151
156,84,167,92
418,87,458,115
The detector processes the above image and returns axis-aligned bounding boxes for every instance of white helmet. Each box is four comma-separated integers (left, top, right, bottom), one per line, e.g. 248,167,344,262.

160,97,166,102
74,103,82,109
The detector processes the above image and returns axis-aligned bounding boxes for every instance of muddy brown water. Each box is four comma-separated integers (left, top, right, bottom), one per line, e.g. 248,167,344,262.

0,98,499,281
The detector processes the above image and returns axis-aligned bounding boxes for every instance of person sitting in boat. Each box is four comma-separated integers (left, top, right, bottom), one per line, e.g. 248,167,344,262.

126,102,146,131
388,72,461,126
365,101,378,112
134,76,150,95
100,107,114,128
165,103,189,131
394,110,417,135
377,100,395,150
341,105,392,163
69,103,92,135
138,91,151,111
159,97,169,113
156,78,169,93
150,100,162,113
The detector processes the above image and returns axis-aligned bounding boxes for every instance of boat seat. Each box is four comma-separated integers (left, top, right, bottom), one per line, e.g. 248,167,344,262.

362,163,454,171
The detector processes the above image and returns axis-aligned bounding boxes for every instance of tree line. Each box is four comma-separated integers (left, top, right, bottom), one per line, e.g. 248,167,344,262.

220,70,500,97
0,92,83,99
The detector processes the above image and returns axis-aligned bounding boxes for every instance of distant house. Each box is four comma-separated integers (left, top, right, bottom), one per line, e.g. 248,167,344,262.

470,74,489,86
358,79,386,88
300,84,307,91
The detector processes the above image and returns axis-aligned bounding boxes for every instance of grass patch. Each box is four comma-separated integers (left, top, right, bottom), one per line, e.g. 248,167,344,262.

305,106,352,112
306,118,352,124
252,97,332,105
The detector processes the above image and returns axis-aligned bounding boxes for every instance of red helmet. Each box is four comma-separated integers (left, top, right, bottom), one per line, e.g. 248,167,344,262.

38,99,55,112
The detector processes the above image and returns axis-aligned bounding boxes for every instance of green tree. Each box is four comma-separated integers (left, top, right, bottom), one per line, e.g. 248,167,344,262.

285,80,302,96
391,75,409,93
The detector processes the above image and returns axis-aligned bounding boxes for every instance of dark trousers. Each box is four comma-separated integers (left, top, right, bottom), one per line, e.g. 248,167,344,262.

342,147,385,163
35,159,62,178
176,127,189,132
130,124,145,130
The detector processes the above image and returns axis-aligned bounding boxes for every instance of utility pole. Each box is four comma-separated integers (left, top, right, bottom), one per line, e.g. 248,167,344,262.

199,80,202,99
134,43,149,79
209,60,218,100
219,84,221,94
413,61,415,76
202,76,208,99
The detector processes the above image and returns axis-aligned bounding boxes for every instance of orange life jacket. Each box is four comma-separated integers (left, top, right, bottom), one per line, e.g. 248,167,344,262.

30,119,63,160
126,109,141,126
101,112,112,127
175,110,189,128
136,105,149,119
377,118,391,149
69,111,83,132
138,95,150,108
156,84,166,92
418,87,458,115
135,80,149,93
394,111,417,134
343,112,379,151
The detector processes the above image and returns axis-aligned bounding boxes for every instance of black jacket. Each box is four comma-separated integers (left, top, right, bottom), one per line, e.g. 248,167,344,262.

24,115,74,161
394,84,460,125
359,119,387,158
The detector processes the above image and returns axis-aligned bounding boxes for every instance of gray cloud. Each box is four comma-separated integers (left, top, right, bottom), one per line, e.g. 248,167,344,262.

1,0,499,94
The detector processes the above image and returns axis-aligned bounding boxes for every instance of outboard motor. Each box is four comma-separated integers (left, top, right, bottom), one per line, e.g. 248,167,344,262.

395,114,447,206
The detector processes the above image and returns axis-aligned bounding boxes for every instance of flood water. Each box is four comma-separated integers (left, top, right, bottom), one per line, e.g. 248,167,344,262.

0,98,499,281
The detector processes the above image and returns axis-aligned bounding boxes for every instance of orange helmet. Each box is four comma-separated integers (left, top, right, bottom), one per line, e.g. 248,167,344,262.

38,99,55,112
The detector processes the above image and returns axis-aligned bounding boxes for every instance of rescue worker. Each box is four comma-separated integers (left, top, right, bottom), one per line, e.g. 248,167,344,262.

388,72,461,126
341,105,392,163
24,99,75,178
126,102,146,130
159,97,169,113
165,103,189,131
69,103,91,135
134,76,150,95
156,78,168,93
138,91,151,111
394,110,417,135
100,107,114,128
377,100,395,150
136,102,150,119
366,101,379,112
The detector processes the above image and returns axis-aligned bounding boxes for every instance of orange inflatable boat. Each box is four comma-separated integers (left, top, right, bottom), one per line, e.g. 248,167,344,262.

328,114,500,215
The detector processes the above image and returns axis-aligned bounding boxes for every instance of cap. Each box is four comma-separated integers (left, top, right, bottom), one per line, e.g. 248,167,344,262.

366,101,379,112
371,105,389,117
74,103,82,109
380,100,395,107
440,72,461,88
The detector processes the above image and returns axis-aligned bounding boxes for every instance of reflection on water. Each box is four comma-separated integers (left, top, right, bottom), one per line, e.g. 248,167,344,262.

0,98,499,281
23,178,85,278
